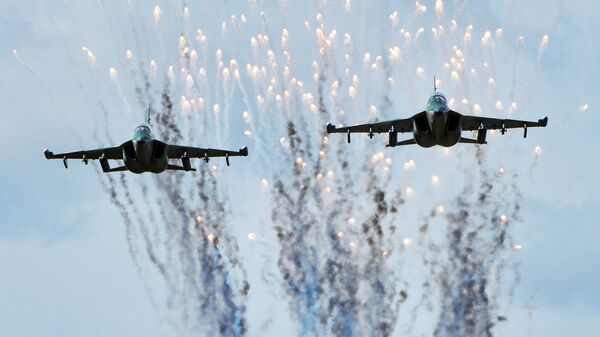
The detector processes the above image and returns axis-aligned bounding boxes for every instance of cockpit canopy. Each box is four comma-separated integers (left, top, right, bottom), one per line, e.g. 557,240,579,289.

133,124,154,141
427,93,448,112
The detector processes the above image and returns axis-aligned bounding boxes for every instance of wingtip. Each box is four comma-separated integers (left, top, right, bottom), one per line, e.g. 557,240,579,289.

240,146,249,156
44,149,52,159
326,123,336,133
539,116,548,127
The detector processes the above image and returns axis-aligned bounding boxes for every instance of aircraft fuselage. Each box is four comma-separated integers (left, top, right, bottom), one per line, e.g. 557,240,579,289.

121,125,168,174
413,92,461,147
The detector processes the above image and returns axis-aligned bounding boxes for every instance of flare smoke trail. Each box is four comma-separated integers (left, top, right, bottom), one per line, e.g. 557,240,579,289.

29,1,552,336
429,148,522,337
40,2,251,336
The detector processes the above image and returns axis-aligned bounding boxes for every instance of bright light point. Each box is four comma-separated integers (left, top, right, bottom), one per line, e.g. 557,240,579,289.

109,67,118,79
435,205,445,214
434,0,444,16
243,130,253,137
261,179,269,189
431,175,440,186
126,50,133,60
406,187,414,197
579,104,589,111
416,67,425,77
534,146,542,157
248,233,257,240
403,238,412,247
82,47,97,67
499,167,505,176
500,215,508,224
381,250,389,257
195,216,204,223
403,159,416,170
207,233,218,244
347,217,356,225
213,104,221,113
153,5,162,25
337,231,345,238
512,243,523,250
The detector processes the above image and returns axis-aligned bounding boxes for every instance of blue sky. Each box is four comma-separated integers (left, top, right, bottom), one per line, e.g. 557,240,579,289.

1,1,599,336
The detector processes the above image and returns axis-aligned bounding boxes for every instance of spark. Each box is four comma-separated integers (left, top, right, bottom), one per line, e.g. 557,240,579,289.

248,233,257,240
538,34,549,61
81,47,97,67
126,50,133,60
109,67,118,79
406,187,415,198
403,160,416,170
435,205,445,215
207,233,218,244
512,243,523,250
261,179,269,189
347,217,356,225
533,146,542,157
434,0,444,17
403,238,412,247
500,215,508,224
153,5,161,25
431,175,440,186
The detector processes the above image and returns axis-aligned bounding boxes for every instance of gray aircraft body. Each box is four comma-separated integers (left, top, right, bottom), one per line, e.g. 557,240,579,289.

327,83,547,147
44,123,248,173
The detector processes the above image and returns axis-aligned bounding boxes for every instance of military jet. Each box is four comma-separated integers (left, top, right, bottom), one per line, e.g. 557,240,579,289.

44,121,248,173
327,80,547,148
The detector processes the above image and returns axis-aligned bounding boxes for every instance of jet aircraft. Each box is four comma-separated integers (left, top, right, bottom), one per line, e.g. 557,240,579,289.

327,80,547,148
44,120,248,173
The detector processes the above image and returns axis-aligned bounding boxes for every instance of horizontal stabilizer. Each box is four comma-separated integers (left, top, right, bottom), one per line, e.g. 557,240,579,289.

105,166,128,173
386,139,416,147
167,164,196,172
459,137,485,144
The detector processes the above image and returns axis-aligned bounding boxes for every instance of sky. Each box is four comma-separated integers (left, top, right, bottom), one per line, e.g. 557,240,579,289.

1,1,599,336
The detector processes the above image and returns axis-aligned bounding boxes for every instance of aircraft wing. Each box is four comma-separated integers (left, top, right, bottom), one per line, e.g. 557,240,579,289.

326,117,414,135
44,146,123,161
167,145,248,162
461,115,548,132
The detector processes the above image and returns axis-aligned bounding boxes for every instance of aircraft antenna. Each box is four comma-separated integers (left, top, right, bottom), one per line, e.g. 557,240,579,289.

146,107,151,125
433,75,437,92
